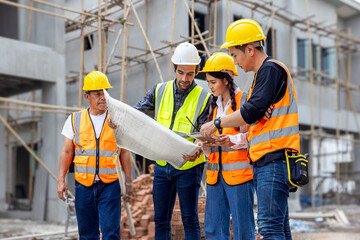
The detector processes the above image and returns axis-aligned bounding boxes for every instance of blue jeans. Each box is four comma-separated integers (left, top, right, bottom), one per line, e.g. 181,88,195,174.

75,180,121,240
153,163,204,240
254,160,292,240
204,174,255,240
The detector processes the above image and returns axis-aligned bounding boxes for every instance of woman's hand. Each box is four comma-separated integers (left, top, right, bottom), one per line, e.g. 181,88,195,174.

214,135,234,148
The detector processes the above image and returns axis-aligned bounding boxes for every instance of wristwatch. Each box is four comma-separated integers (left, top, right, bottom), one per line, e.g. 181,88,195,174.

214,117,222,130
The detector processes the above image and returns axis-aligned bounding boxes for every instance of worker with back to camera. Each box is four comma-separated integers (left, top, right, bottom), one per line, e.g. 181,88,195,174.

57,71,133,240
201,19,300,239
199,52,255,240
109,42,210,240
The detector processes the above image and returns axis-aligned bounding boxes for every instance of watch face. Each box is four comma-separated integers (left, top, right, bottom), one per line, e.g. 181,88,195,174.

214,118,221,128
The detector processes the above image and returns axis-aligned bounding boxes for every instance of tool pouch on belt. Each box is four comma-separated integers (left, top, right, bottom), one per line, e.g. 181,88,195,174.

285,151,310,190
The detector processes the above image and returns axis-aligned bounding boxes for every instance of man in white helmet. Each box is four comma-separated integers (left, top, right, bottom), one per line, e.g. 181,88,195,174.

134,42,210,239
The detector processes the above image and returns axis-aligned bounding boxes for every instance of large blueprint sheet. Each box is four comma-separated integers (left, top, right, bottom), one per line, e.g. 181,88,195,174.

104,90,200,169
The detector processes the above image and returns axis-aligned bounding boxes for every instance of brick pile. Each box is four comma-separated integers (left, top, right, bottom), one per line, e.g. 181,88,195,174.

120,174,234,239
120,174,155,240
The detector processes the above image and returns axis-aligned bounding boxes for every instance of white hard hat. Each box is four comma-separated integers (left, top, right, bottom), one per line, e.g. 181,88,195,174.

171,42,201,65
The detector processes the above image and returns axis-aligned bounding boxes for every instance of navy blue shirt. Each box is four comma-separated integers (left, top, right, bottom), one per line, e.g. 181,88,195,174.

240,57,288,167
241,57,287,124
133,79,210,131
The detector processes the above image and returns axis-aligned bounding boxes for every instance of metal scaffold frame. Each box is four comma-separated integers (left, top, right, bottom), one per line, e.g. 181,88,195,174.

0,0,359,212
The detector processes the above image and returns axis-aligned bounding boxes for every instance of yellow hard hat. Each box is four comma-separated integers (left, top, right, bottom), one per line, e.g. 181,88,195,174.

199,52,238,76
221,19,266,49
83,71,113,91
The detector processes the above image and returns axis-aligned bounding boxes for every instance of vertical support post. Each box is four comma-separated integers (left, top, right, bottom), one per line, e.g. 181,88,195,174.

168,0,177,82
102,0,108,72
98,0,103,72
213,0,217,51
78,0,85,107
144,0,148,95
120,0,128,101
27,0,34,42
305,0,315,208
334,14,341,205
5,103,11,207
191,0,195,44
125,11,131,103
28,92,36,203
227,0,230,26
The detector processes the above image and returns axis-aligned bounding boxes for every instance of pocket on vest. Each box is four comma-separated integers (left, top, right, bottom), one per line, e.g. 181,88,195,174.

73,156,89,165
74,156,89,179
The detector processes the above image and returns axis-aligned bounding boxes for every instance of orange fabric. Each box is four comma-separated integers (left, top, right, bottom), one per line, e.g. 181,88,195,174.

247,59,300,162
206,91,253,185
72,109,120,186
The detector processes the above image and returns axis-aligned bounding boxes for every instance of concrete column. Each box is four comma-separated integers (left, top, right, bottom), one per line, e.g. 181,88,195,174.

0,108,7,211
41,78,67,223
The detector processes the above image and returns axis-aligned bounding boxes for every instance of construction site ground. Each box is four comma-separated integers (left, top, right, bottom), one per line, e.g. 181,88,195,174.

1,211,360,240
1,175,359,240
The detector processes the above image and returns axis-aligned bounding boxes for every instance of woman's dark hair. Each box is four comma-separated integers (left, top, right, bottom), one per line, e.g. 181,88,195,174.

206,71,240,131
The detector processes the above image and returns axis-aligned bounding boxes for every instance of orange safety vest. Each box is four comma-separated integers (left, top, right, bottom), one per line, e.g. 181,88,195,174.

206,91,253,185
72,109,121,186
247,59,300,162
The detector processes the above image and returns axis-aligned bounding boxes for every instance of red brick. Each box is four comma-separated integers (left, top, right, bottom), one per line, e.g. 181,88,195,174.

147,221,155,237
140,214,151,227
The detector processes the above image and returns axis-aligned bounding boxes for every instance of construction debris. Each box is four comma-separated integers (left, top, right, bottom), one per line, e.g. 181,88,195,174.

120,174,211,240
290,209,350,227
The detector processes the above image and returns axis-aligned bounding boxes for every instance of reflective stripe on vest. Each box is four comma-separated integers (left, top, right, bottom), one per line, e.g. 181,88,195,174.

155,80,210,170
74,149,118,157
210,146,247,153
207,161,252,171
206,91,253,185
246,59,300,162
72,109,120,186
74,166,118,175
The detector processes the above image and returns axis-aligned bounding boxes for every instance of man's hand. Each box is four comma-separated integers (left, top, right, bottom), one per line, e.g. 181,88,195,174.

263,105,274,121
124,182,133,202
200,121,217,138
201,141,216,148
214,135,234,148
107,118,117,129
57,178,68,202
183,149,202,162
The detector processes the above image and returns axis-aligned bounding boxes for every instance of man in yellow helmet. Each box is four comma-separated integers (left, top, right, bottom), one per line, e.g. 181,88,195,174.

57,71,132,240
133,42,210,239
201,19,300,239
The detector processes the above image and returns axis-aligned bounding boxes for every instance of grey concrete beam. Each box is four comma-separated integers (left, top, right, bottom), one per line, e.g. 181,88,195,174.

0,37,63,83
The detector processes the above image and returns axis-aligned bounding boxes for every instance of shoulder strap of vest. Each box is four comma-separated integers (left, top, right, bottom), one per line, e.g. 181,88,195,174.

73,110,85,151
191,86,210,129
240,92,247,106
266,59,297,104
155,81,172,120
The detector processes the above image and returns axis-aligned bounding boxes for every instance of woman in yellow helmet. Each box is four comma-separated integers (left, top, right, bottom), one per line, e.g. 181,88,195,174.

200,52,255,240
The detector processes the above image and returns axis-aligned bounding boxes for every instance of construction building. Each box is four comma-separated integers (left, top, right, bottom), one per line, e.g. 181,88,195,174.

0,0,359,234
